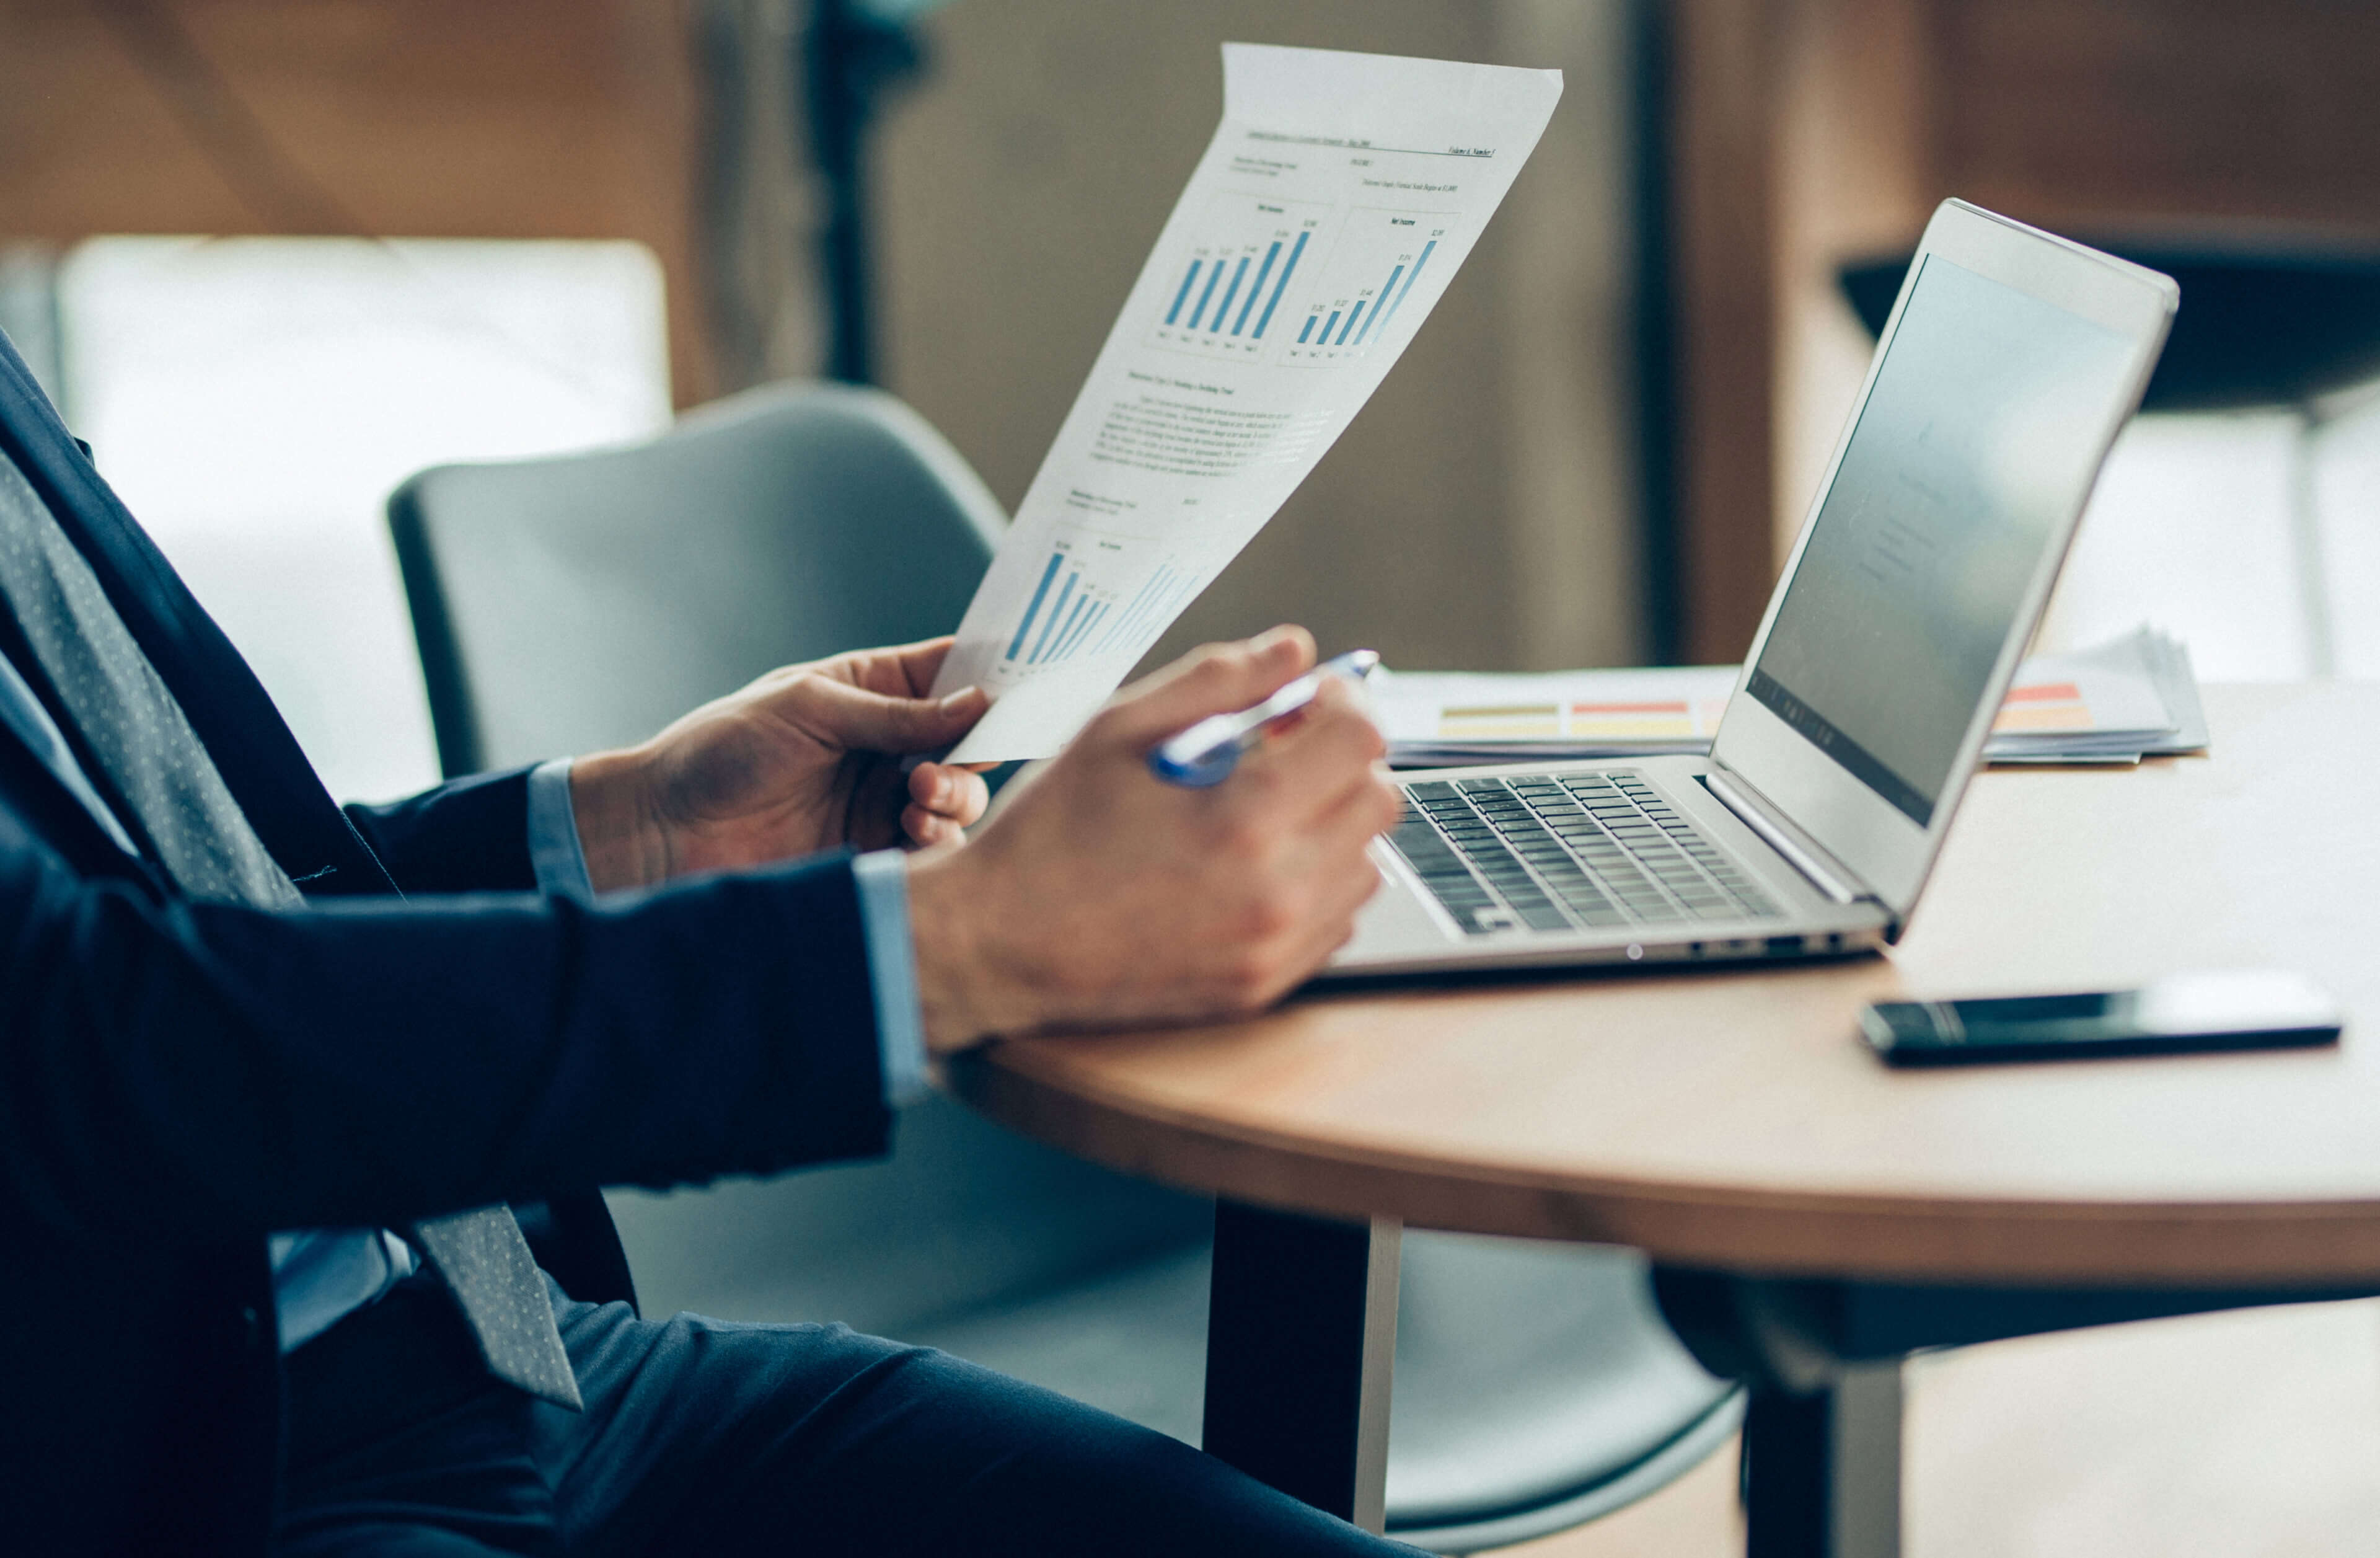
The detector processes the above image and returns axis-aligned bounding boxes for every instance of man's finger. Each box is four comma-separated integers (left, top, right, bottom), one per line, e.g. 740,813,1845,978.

903,805,966,849
1095,626,1315,746
1298,769,1404,865
1247,856,1385,1004
790,676,988,755
909,761,990,825
1234,682,1385,818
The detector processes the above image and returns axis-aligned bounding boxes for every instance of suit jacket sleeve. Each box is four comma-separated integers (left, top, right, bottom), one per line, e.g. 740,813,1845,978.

342,767,539,895
0,797,890,1244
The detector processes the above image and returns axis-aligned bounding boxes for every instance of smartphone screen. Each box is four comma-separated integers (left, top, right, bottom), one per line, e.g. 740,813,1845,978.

1862,970,2342,1066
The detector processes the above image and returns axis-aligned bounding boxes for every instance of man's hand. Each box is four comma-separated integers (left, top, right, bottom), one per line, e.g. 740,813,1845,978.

905,626,1403,1051
568,637,993,892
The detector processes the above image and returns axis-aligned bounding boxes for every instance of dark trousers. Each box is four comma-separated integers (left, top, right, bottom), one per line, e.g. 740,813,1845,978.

273,1271,1418,1556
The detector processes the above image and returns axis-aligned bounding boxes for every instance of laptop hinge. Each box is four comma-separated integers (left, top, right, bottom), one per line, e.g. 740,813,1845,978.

1704,765,1869,908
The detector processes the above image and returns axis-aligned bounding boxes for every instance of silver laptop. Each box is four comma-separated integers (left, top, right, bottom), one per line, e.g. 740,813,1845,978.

1326,200,2177,978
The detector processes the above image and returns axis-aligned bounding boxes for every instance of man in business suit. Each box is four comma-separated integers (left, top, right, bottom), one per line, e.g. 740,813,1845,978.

0,315,1409,1557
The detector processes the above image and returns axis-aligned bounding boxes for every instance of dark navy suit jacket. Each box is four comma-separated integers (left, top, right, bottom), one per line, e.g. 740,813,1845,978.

0,330,893,1553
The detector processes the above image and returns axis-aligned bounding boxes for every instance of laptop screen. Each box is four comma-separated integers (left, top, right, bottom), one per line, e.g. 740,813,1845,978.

1745,254,2136,826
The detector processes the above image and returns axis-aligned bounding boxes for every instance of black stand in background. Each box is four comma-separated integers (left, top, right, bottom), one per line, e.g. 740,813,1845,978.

801,0,927,386
1203,1202,1400,1531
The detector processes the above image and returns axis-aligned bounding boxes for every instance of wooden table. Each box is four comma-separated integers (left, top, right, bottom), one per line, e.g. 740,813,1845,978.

950,684,2380,1555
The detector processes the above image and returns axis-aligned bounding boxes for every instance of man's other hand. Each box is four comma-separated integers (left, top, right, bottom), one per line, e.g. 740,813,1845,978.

569,637,992,891
905,626,1402,1052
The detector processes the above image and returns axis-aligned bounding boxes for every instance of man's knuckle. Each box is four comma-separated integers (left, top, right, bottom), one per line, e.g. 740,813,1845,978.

1238,893,1295,942
1217,815,1272,864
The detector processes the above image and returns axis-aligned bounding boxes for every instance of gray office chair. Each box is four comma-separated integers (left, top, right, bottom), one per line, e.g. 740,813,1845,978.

388,379,1740,1552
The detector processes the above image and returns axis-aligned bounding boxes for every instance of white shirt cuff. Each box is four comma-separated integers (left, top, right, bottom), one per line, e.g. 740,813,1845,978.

851,849,931,1108
526,758,594,898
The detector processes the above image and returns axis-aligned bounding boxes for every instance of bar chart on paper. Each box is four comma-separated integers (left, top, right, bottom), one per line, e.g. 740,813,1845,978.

1281,208,1455,366
1150,192,1329,359
995,534,1209,678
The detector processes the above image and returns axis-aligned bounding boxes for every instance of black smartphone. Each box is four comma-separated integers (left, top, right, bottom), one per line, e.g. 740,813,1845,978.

1862,970,2342,1066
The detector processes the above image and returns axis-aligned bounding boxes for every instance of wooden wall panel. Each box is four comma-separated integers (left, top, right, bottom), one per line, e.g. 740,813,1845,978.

1934,0,2380,232
0,0,716,401
1667,0,1789,663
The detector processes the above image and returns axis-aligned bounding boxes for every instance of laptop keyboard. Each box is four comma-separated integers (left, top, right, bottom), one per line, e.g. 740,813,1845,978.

1390,772,1781,936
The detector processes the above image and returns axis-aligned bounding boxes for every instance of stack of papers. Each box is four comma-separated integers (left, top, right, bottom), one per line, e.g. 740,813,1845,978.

1985,628,2208,764
1372,627,2208,768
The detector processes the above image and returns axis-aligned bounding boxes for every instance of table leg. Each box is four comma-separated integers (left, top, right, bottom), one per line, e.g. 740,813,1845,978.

1743,1360,1903,1558
1202,1200,1402,1532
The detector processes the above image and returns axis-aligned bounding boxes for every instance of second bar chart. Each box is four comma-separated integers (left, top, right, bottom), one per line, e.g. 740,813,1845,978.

1278,206,1455,368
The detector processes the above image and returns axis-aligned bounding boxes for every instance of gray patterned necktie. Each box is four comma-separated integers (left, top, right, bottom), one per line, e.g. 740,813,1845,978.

0,449,580,1410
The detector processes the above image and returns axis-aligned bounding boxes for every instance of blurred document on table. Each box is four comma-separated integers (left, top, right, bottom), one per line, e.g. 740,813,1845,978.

932,43,1562,761
1372,664,1735,766
1983,626,2208,764
1376,627,2208,768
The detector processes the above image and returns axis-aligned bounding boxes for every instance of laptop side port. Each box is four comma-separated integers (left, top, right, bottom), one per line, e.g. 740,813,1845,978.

1766,934,1806,956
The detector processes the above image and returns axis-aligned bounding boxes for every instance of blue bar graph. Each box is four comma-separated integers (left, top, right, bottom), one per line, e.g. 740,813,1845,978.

1186,260,1225,330
1352,263,1404,345
1028,573,1078,663
1232,241,1281,335
1334,301,1367,346
1297,315,1316,343
1164,260,1202,326
1210,257,1251,332
1370,239,1436,343
1252,230,1308,340
1042,593,1090,663
1099,565,1172,653
1050,606,1085,662
1320,309,1342,344
1111,570,1166,642
1005,552,1067,661
1055,601,1107,661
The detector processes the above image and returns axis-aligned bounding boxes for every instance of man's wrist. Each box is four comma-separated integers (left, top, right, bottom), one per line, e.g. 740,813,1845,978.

567,747,671,893
904,850,1013,1055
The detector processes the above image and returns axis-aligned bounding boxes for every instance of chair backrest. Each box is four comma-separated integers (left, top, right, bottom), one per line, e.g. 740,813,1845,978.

390,381,1009,774
388,379,1210,1332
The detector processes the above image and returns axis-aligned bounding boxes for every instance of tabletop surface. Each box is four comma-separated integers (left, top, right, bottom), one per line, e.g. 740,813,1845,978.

951,684,2380,1286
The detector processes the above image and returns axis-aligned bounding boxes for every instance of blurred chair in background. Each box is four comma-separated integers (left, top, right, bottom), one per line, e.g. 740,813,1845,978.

388,379,1740,1551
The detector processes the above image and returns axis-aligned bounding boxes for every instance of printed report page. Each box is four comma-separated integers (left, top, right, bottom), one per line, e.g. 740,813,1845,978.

934,43,1562,761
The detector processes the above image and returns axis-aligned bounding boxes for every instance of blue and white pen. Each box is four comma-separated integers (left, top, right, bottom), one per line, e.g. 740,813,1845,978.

1148,650,1381,789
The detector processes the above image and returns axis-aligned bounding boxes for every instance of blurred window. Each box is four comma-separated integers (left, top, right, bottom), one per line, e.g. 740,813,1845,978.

2040,397,2380,680
52,236,672,802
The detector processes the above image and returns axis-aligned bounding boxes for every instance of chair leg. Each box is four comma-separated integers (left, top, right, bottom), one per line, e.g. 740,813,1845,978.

1743,1360,1902,1558
1202,1200,1402,1533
